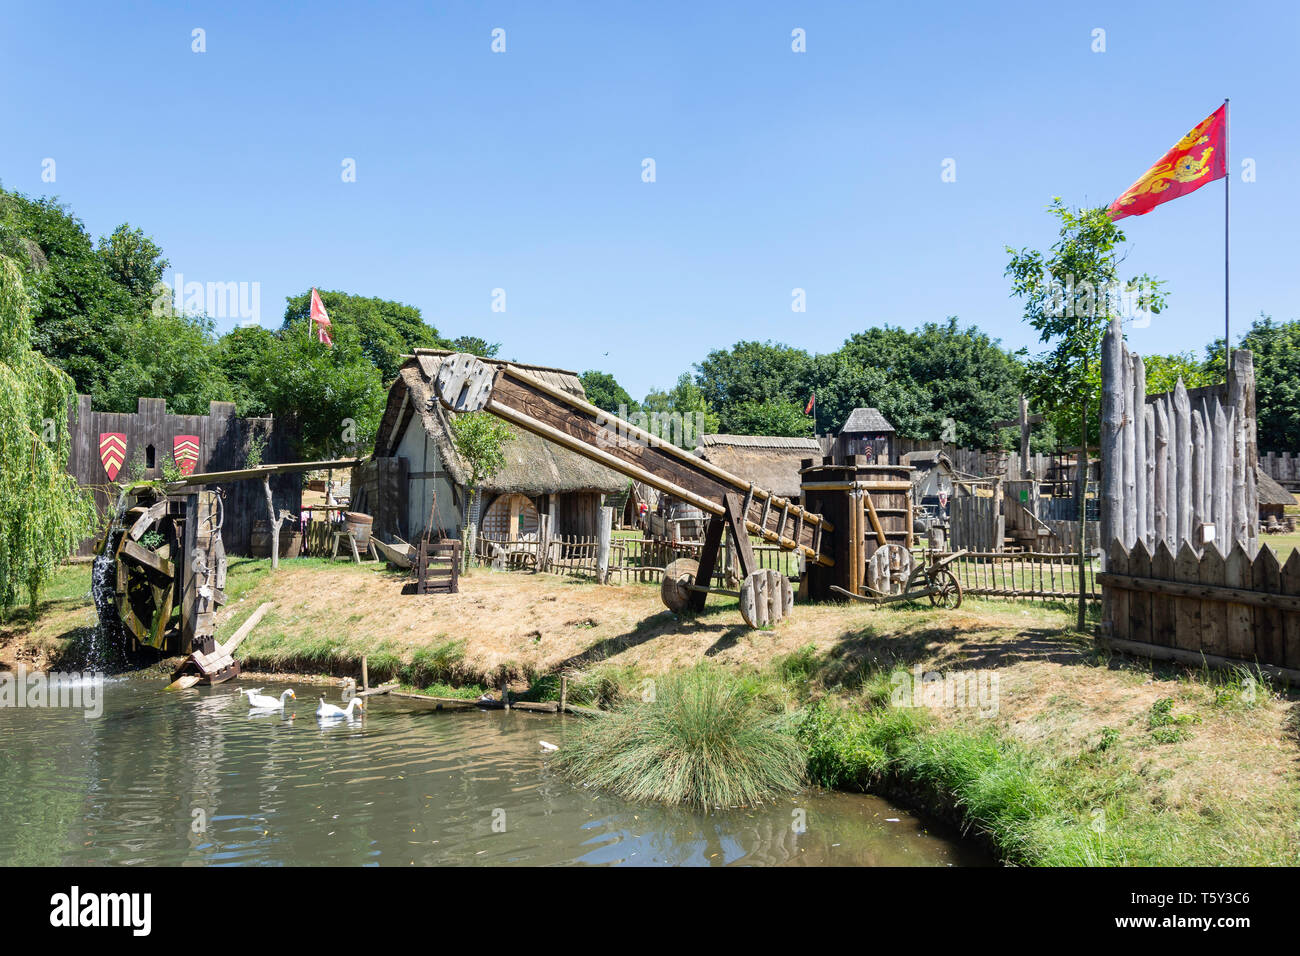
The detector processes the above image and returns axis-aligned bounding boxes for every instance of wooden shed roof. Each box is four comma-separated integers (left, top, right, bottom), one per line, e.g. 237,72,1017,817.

841,407,895,434
1258,469,1295,507
694,433,821,499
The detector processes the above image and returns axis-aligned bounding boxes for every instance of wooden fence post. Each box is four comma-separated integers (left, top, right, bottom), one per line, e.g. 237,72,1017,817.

596,507,612,584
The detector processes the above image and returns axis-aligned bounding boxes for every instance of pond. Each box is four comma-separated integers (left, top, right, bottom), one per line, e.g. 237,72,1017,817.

0,677,985,866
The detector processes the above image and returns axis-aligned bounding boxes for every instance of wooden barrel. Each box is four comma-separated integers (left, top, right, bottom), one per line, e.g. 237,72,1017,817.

251,521,304,559
345,512,373,548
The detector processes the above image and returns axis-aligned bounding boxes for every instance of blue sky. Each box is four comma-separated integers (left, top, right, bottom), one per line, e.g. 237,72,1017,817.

2,1,1295,399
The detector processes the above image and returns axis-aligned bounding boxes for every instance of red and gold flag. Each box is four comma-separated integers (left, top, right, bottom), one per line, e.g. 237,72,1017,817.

1108,105,1226,221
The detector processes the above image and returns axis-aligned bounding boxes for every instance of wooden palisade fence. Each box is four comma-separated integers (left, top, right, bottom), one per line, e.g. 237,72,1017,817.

1099,313,1258,558
1101,539,1300,680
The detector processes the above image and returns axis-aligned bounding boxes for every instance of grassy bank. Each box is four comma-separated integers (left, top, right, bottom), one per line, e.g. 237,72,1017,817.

4,557,1297,866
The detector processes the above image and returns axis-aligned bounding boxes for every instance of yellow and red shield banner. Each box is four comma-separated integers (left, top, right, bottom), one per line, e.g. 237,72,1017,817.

1109,105,1226,221
99,433,126,480
173,435,200,476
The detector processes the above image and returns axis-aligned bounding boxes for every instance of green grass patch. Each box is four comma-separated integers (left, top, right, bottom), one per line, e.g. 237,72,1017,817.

555,663,805,808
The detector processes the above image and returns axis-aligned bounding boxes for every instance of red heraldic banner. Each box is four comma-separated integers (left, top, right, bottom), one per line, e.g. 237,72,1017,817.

100,433,126,480
1109,105,1227,221
173,435,200,476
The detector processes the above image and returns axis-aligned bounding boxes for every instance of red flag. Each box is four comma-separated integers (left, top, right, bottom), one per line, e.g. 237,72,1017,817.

309,288,333,347
804,393,815,415
1108,105,1227,221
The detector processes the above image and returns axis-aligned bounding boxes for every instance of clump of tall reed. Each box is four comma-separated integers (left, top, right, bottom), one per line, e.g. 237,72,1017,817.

554,663,805,808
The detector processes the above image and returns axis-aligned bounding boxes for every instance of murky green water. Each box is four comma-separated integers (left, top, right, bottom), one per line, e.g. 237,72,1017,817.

0,678,983,866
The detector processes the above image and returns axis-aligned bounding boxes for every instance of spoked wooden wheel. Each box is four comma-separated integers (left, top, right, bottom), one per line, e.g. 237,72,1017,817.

661,558,700,613
927,568,962,609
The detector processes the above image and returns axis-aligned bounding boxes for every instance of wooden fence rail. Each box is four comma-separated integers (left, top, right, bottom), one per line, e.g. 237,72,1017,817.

1101,538,1300,677
947,550,1100,602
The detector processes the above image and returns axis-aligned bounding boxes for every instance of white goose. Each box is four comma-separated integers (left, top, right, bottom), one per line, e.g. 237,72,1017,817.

243,688,296,710
316,697,364,720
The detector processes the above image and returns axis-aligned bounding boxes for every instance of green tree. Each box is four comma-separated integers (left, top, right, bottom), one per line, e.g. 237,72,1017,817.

450,335,500,358
98,307,234,415
1005,199,1165,448
1207,314,1300,451
0,255,97,617
724,399,814,437
642,373,720,434
1143,351,1215,397
96,224,169,302
0,188,137,399
216,324,277,416
283,289,448,383
448,412,514,565
250,319,385,459
579,370,638,414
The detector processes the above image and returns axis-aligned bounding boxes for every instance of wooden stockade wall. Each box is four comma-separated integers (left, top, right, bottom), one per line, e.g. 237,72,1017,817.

67,396,297,556
1260,451,1300,491
1101,539,1300,677
1099,316,1258,559
950,494,1003,552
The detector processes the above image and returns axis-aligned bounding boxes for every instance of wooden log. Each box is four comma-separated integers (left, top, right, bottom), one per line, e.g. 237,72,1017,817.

1149,541,1177,647
1212,401,1228,550
1174,380,1192,549
1172,542,1202,653
1283,551,1300,670
1139,402,1152,551
1252,546,1284,667
1098,635,1300,685
596,506,612,584
1153,399,1169,547
1165,396,1178,551
1107,539,1129,641
1228,357,1248,547
1100,318,1124,556
1122,351,1137,547
1126,540,1152,645
1191,409,1205,543
1198,543,1229,658
218,601,273,657
1224,543,1255,659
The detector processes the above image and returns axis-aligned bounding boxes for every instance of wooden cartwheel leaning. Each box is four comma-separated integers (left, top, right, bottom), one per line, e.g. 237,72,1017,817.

830,548,966,608
661,558,794,628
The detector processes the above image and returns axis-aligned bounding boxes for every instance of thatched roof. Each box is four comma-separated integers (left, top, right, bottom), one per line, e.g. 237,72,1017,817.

842,407,895,434
694,433,822,499
375,353,625,496
902,449,953,472
1258,469,1295,508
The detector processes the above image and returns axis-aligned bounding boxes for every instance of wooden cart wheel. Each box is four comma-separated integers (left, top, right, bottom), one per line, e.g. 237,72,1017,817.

927,568,962,609
661,558,699,613
867,543,913,595
739,569,794,629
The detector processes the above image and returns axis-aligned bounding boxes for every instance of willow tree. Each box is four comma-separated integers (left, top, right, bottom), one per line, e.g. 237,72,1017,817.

0,255,97,618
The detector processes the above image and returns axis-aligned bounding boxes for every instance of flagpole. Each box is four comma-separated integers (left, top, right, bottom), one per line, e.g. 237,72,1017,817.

1224,97,1230,376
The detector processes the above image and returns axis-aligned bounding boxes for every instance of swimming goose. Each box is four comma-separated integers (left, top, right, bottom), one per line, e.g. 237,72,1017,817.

316,697,364,719
245,688,296,709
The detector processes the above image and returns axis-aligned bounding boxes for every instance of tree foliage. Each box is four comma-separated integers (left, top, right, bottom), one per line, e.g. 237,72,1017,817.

0,255,97,617
1005,200,1165,446
282,289,448,383
579,370,637,414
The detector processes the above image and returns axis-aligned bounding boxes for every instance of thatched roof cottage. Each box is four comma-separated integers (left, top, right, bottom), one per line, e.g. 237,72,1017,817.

357,351,624,544
694,434,823,504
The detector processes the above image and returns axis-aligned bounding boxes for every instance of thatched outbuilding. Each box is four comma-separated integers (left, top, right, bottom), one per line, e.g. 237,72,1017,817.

693,433,823,503
357,351,624,544
1258,469,1294,527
